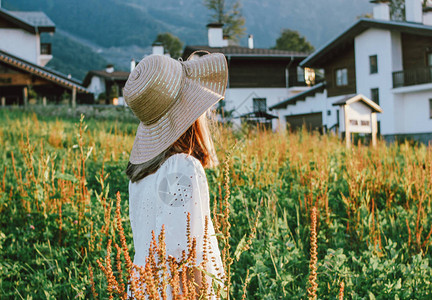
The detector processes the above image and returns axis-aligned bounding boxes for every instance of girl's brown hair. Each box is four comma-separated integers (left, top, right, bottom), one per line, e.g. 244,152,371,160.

126,113,217,182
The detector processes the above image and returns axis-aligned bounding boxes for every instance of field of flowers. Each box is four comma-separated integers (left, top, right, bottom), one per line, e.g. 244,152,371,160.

1,108,432,299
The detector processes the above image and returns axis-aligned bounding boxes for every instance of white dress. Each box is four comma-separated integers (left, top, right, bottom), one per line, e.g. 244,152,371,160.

129,153,224,297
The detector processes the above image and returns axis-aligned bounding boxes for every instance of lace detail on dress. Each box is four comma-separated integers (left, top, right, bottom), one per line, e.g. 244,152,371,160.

158,173,193,207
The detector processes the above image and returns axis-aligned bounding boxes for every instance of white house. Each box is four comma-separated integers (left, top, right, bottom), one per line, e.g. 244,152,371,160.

0,6,89,106
183,23,312,129
83,65,130,105
271,0,432,143
0,7,55,66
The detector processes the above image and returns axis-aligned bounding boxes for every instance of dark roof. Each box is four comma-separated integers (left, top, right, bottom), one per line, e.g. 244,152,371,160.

301,18,432,68
236,111,278,120
82,70,130,87
269,82,326,110
0,49,88,92
0,8,55,33
183,45,309,59
332,94,356,105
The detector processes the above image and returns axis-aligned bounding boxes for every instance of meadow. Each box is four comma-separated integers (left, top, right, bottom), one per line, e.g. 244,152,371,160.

0,108,431,299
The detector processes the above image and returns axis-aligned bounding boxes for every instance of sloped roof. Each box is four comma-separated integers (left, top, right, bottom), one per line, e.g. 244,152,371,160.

301,18,432,68
82,70,130,87
235,111,278,120
0,8,55,33
0,49,88,92
332,94,383,113
269,82,326,110
183,45,309,59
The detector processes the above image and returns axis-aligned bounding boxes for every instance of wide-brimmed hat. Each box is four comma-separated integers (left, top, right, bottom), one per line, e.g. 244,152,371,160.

124,52,228,164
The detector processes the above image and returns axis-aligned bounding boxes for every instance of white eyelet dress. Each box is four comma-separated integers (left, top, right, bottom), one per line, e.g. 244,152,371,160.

129,153,224,298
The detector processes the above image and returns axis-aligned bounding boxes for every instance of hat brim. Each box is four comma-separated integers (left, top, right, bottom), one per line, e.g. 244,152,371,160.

129,54,228,164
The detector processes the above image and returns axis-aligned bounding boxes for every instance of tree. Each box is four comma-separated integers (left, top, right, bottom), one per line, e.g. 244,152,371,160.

272,29,315,53
203,0,246,42
390,0,429,21
153,33,184,59
390,0,405,20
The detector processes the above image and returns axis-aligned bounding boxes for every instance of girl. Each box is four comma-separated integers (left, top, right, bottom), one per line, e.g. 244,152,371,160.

123,52,228,298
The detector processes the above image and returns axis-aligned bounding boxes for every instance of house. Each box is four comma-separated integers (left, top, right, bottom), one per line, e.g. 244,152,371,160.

0,7,54,66
82,65,130,105
182,23,312,129
270,0,432,143
0,6,89,106
83,43,167,105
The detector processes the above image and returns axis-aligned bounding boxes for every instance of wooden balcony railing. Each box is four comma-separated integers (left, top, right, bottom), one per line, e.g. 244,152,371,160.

393,67,432,88
40,43,52,55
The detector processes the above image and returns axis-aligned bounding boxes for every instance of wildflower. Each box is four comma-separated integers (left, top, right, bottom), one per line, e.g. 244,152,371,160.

74,220,78,225
30,225,35,230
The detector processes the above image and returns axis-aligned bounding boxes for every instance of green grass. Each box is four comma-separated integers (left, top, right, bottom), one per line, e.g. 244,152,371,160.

1,108,432,299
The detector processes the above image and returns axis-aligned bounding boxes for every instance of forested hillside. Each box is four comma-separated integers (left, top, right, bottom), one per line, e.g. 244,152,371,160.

42,33,108,80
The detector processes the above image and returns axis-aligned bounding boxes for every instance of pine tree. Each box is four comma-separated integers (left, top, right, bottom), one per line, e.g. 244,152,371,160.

203,0,246,43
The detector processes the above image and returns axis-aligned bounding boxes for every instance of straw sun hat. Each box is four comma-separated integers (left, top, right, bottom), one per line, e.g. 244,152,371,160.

124,52,228,164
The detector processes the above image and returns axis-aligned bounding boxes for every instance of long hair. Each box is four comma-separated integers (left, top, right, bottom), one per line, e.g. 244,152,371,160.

126,113,218,183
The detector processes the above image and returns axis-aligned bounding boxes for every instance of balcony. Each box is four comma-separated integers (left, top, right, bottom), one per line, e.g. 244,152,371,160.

392,67,432,88
40,43,52,55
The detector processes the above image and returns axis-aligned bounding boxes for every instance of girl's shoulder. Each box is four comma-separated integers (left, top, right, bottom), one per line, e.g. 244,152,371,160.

160,153,205,176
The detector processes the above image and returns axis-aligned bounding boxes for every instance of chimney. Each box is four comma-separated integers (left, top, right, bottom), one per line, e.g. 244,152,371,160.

105,64,114,73
370,0,390,21
248,34,254,49
405,0,423,23
424,7,432,26
152,42,164,55
207,23,228,47
130,58,136,72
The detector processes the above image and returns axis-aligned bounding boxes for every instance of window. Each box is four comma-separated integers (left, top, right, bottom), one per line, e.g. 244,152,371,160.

430,99,432,119
327,110,331,116
369,55,378,74
335,68,348,86
297,67,305,82
253,98,267,112
371,88,379,105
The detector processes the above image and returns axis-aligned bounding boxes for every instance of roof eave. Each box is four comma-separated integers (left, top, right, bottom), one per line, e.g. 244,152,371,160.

301,18,432,68
0,50,88,93
0,10,36,33
269,82,326,110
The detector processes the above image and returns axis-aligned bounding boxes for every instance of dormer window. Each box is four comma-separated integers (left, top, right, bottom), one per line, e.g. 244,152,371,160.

335,68,348,86
369,55,378,74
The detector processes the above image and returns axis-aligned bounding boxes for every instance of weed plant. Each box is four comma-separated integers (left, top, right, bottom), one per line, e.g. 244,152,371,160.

1,109,432,299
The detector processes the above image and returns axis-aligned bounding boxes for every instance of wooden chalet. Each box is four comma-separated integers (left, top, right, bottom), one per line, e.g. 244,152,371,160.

0,50,90,106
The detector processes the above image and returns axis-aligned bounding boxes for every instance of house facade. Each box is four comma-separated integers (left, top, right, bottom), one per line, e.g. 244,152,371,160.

0,6,89,106
271,0,432,142
83,65,129,105
0,7,54,67
183,23,311,129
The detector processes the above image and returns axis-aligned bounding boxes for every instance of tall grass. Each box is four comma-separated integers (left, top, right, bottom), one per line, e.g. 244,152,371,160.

1,109,432,299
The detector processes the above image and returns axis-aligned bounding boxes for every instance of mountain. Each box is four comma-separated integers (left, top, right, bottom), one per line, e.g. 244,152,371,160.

2,0,374,80
42,33,108,80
